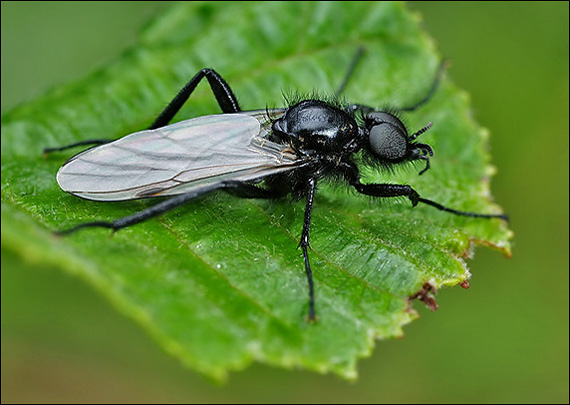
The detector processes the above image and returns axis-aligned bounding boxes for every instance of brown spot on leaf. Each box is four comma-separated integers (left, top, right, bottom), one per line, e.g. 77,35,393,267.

409,282,438,311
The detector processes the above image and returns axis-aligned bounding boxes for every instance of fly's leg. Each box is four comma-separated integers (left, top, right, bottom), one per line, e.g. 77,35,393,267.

414,197,509,221
399,60,447,112
355,181,508,220
226,182,288,199
341,162,508,220
55,183,224,235
149,68,241,129
344,60,448,116
45,68,240,155
55,181,285,236
229,179,320,319
335,46,366,97
43,139,112,155
299,177,317,322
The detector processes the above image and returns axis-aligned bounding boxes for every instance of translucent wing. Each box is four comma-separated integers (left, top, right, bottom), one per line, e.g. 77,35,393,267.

57,110,307,201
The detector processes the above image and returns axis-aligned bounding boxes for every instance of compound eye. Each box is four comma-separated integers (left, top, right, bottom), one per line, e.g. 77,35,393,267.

369,124,408,160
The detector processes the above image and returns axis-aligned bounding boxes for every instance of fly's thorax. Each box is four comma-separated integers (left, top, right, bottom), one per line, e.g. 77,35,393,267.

272,100,360,153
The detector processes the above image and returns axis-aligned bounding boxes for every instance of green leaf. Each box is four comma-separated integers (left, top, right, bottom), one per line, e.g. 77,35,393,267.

1,2,512,380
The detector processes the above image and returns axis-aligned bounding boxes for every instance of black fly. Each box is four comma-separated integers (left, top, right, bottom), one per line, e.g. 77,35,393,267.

45,49,508,321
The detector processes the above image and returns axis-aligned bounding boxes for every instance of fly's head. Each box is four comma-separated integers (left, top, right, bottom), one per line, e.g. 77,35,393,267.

364,111,434,175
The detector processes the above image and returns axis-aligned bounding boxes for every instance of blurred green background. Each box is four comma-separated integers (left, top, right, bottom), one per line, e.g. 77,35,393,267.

1,1,568,403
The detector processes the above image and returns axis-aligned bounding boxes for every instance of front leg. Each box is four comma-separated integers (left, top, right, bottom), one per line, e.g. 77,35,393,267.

353,182,420,205
341,161,419,204
341,161,508,220
344,60,447,117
